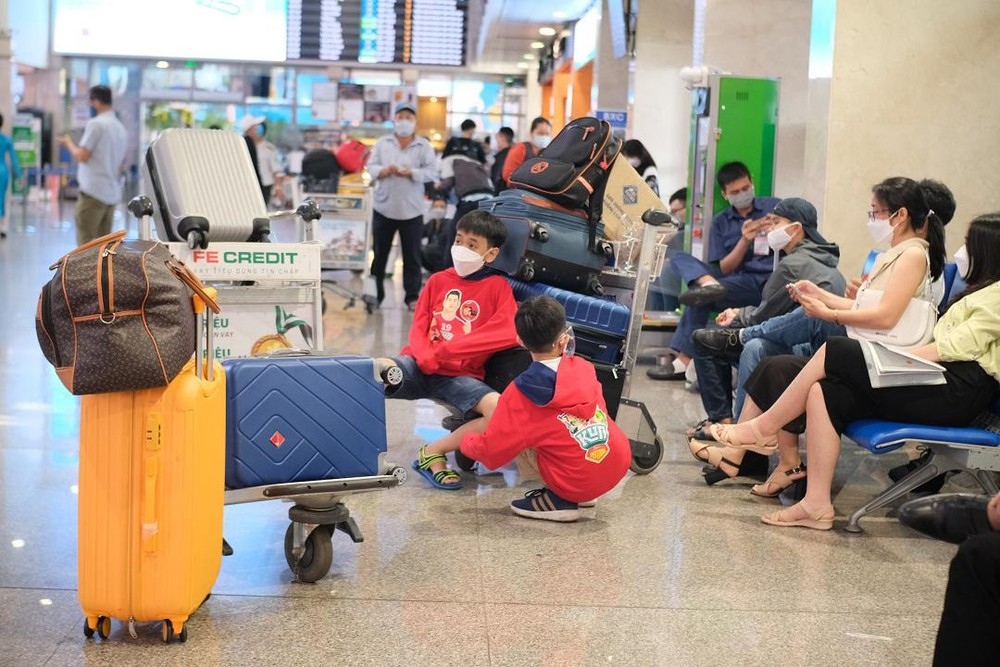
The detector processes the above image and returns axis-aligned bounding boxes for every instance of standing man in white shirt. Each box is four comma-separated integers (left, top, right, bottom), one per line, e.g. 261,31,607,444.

59,85,128,245
367,102,437,309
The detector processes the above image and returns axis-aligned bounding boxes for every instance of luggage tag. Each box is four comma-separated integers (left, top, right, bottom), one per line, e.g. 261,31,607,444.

753,232,770,256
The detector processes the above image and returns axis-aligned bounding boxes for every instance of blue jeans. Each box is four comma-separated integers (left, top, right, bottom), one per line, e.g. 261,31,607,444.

387,355,495,415
734,308,845,416
670,253,769,358
694,308,846,422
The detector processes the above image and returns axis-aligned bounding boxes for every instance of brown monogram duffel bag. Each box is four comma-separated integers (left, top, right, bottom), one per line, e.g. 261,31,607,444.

36,231,220,395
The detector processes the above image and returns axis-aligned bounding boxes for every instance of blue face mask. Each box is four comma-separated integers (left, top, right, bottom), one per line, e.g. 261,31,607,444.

89,105,98,118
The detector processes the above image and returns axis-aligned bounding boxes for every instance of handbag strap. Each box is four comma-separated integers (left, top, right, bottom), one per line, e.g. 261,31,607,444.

864,243,932,299
166,258,222,314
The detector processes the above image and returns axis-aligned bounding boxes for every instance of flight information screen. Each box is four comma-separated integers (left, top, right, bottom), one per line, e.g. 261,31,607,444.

287,0,467,66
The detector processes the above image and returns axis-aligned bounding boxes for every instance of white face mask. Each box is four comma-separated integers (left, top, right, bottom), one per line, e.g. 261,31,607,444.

866,210,898,245
727,187,754,211
532,134,551,150
451,244,486,277
563,326,576,357
626,156,641,169
766,224,797,252
394,119,415,137
954,244,971,279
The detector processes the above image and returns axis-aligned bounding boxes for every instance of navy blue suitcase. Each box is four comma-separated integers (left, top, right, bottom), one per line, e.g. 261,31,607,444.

507,278,630,364
479,189,612,296
222,355,387,488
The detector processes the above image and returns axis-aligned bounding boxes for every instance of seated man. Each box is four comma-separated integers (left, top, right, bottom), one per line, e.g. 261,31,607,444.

377,210,519,489
651,161,780,380
898,492,1000,665
689,198,846,431
416,296,631,522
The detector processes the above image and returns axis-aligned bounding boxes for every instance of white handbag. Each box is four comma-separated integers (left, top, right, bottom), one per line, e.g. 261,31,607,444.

845,250,937,348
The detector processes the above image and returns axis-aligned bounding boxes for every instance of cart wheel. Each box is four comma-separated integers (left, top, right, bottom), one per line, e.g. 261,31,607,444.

630,435,664,475
83,618,95,639
284,524,333,583
97,616,111,640
162,619,175,643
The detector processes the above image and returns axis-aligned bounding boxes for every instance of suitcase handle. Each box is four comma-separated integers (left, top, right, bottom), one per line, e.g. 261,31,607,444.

169,259,221,314
142,454,158,552
142,413,162,552
192,288,218,380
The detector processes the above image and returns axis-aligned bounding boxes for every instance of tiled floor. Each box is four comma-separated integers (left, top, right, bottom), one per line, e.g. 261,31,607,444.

0,200,961,666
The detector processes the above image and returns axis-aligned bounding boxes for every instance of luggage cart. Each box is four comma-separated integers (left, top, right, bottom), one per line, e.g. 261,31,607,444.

603,208,680,474
307,183,378,314
128,195,405,583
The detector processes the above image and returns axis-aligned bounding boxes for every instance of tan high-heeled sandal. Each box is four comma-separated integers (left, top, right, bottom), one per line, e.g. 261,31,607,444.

709,418,778,455
687,439,743,478
760,503,834,530
750,464,807,498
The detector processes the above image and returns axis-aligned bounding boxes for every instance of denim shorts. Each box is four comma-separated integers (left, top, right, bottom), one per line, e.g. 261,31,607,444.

387,355,495,415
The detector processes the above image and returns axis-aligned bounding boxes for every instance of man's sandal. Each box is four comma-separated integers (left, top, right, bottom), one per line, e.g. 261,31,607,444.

413,446,463,490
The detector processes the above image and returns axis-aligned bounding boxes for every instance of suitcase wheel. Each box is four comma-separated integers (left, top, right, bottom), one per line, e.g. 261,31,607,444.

161,619,188,643
284,523,333,584
186,229,208,250
83,615,111,640
629,434,664,475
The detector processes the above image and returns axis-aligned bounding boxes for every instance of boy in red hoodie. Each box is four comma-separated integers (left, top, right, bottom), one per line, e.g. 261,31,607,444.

378,210,519,489
418,296,631,522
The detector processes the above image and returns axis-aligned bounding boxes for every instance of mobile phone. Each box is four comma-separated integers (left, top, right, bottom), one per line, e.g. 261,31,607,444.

787,282,801,297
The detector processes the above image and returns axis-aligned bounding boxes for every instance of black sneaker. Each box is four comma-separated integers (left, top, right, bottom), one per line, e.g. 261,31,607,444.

510,488,581,522
888,448,946,494
693,328,743,359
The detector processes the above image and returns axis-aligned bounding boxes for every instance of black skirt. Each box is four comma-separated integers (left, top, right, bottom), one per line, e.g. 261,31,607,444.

743,336,999,435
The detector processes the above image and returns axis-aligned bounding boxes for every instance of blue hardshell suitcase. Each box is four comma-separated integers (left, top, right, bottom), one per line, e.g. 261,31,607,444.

507,278,629,364
222,355,387,488
479,189,612,296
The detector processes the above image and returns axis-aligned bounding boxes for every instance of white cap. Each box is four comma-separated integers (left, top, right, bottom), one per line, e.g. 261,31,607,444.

240,115,266,132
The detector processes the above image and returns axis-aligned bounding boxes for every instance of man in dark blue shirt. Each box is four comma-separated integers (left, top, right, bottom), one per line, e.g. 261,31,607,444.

651,161,780,380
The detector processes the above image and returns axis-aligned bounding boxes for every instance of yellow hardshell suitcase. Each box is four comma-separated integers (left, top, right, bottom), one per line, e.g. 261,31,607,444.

77,292,224,643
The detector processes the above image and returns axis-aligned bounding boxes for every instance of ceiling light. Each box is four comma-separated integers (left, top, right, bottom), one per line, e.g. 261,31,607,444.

530,41,545,49
11,539,25,548
517,62,530,69
553,10,567,19
155,60,169,69
430,96,438,103
39,599,53,606
539,27,556,36
70,485,78,495
523,53,536,60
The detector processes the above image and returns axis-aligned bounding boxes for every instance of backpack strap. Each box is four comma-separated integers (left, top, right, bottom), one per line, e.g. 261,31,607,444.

523,141,537,159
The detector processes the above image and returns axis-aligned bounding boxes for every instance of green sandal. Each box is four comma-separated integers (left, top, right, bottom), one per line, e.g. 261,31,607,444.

413,446,463,490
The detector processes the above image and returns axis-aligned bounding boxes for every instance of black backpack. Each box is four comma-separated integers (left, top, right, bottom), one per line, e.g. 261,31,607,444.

508,117,621,251
300,148,341,193
453,158,495,199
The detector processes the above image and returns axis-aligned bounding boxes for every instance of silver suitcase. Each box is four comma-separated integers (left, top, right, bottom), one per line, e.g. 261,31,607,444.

141,128,270,248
